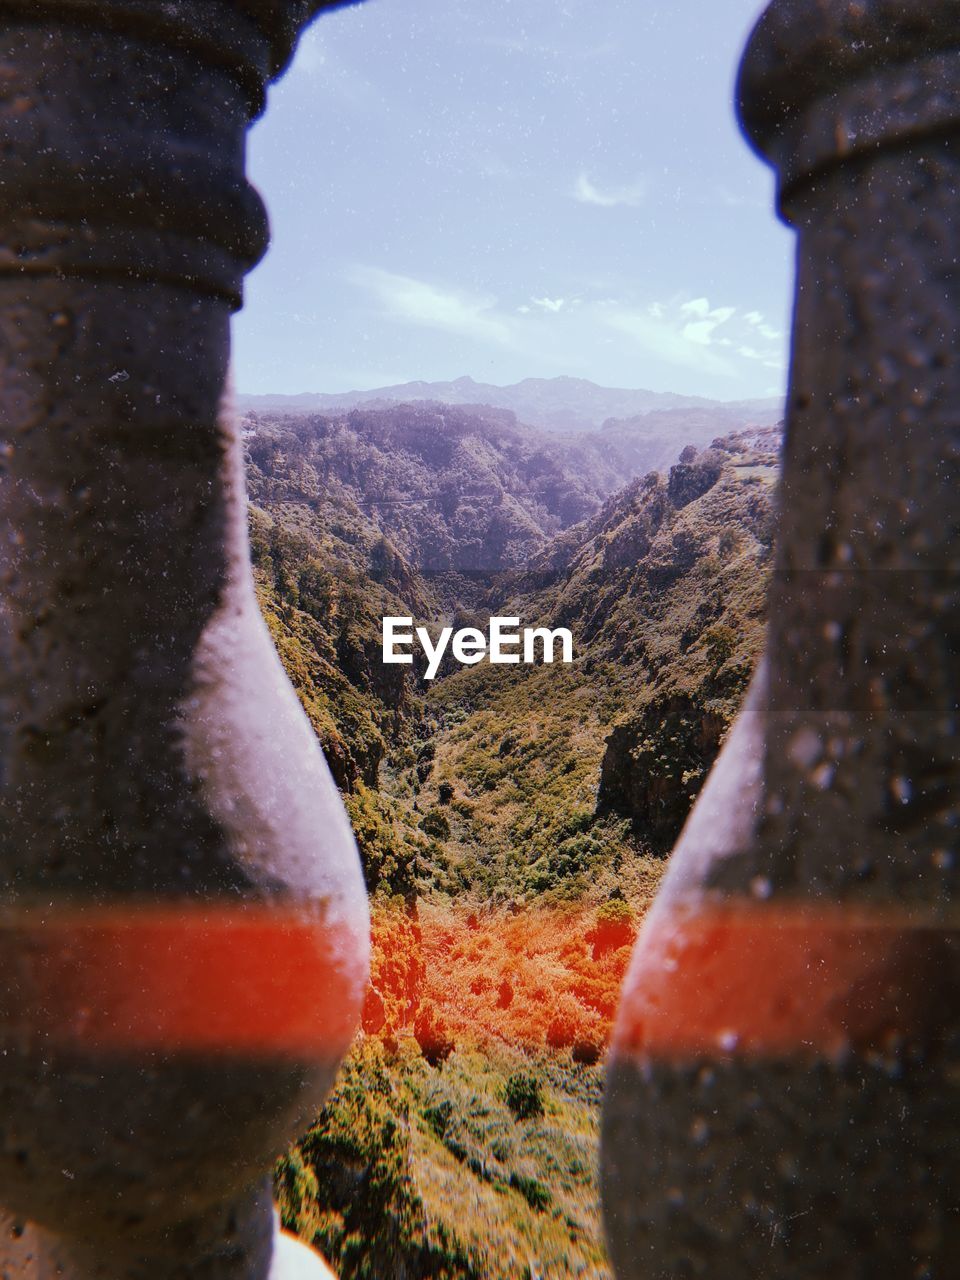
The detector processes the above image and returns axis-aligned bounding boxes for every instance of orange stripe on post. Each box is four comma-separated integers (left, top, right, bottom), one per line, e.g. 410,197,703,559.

0,904,362,1059
613,904,956,1061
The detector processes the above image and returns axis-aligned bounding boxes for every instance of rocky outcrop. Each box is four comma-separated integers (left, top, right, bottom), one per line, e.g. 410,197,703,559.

598,693,729,852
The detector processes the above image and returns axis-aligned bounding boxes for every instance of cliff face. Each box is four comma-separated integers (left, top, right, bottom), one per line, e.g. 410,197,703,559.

598,694,729,851
583,428,779,847
244,436,432,792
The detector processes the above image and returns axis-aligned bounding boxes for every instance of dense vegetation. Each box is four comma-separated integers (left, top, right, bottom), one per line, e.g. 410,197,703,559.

244,405,780,1278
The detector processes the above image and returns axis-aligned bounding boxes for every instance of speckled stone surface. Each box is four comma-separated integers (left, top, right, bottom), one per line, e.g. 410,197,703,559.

602,3,960,1276
0,3,366,1278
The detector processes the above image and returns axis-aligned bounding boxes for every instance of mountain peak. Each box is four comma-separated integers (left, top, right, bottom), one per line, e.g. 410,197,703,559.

238,376,782,435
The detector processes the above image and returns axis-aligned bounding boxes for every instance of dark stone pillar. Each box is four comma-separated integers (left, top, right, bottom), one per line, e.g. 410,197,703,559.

0,3,368,1277
602,4,960,1276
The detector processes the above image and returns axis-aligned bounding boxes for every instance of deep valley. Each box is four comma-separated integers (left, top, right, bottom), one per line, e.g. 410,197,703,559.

244,387,780,1278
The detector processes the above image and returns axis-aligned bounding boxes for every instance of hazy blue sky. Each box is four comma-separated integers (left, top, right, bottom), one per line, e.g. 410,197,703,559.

234,0,793,401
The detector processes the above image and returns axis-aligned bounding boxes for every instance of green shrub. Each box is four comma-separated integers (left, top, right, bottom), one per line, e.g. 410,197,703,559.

703,622,737,667
424,1098,454,1139
509,1170,551,1211
504,1072,544,1120
420,807,451,840
274,1148,320,1238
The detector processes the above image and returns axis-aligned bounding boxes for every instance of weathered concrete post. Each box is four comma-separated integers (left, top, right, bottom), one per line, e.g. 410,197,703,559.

602,3,960,1275
0,3,368,1277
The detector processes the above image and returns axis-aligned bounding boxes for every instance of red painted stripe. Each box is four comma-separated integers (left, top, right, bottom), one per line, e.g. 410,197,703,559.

0,904,364,1059
612,904,954,1060
3,901,945,1063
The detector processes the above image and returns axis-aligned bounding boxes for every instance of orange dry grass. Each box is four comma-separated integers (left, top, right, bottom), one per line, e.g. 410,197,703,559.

363,899,638,1057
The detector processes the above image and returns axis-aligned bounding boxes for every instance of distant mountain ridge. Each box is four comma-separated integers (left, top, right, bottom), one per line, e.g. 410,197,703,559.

237,375,782,434
242,400,781,586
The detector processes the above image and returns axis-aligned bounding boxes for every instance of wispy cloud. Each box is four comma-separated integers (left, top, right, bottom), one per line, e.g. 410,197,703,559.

680,297,736,346
599,294,784,380
574,172,647,208
744,310,783,341
346,270,786,390
350,267,512,345
603,301,737,378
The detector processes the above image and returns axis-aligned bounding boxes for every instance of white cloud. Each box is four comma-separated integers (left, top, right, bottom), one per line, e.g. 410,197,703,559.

574,172,647,208
597,293,785,382
680,300,736,346
744,310,784,341
350,267,511,345
603,304,737,378
681,297,711,319
345,268,786,394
